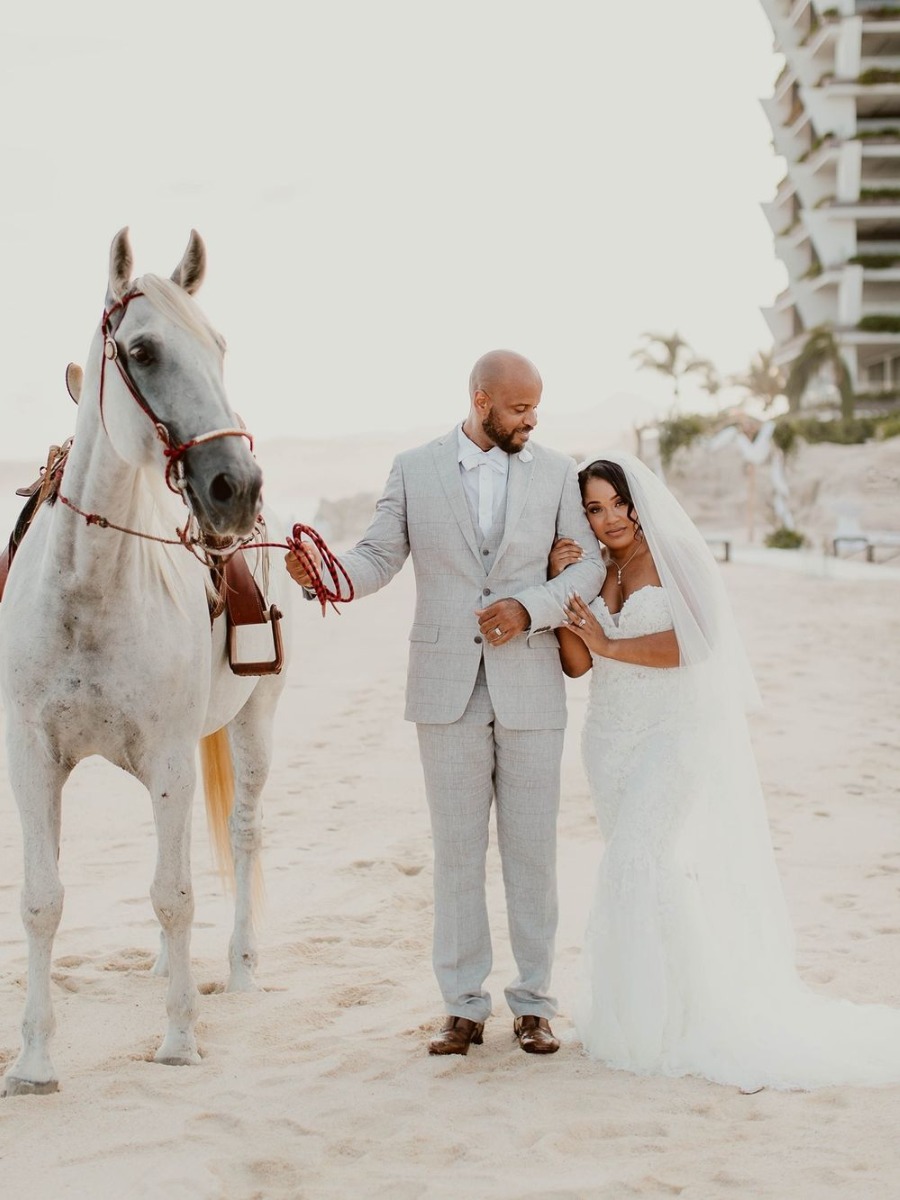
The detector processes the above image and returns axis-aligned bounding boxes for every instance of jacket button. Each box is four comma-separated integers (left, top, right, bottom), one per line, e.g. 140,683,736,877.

474,635,483,644
482,587,491,596
482,548,490,556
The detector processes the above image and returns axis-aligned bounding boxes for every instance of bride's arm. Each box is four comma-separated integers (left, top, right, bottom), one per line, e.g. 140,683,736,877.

564,594,680,669
556,624,592,677
549,538,593,677
598,629,679,668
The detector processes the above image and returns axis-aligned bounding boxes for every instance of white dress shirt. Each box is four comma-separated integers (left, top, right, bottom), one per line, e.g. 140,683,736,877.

457,424,533,538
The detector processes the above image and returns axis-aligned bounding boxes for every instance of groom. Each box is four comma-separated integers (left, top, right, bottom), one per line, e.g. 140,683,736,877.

285,350,604,1055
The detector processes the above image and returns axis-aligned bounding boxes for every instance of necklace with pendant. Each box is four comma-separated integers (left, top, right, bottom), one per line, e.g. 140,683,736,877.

611,542,643,587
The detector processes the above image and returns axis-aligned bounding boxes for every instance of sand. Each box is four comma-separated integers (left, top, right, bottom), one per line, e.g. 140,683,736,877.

1,438,900,1199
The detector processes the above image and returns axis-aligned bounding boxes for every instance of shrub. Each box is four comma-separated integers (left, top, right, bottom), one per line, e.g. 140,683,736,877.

859,67,900,85
858,313,900,332
859,187,900,200
775,416,878,445
765,527,806,550
877,412,900,439
854,126,900,139
657,414,711,467
849,254,900,268
772,421,799,456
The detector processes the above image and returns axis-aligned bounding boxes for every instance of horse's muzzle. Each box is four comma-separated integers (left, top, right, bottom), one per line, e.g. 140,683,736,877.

184,441,264,537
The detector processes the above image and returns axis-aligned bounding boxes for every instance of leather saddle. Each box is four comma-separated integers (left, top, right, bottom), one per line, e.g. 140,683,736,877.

0,439,72,603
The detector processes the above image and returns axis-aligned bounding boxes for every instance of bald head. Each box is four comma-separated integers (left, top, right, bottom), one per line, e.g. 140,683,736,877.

468,349,542,401
464,349,542,455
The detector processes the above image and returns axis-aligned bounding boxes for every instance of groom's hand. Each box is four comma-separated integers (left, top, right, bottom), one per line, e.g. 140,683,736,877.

284,544,322,588
475,599,529,647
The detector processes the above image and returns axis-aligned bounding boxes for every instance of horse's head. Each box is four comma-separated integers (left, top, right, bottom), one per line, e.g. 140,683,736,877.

99,228,262,538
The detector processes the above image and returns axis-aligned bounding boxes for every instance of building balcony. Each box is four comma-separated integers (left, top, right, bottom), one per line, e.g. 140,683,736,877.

771,323,900,372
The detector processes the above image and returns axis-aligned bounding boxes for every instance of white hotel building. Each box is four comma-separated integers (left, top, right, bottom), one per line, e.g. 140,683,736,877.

760,0,900,400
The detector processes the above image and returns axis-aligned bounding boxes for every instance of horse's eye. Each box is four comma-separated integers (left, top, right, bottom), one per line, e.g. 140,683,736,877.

129,342,155,365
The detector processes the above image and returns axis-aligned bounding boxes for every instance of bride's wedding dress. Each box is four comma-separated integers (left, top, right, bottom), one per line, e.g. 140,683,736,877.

574,459,900,1092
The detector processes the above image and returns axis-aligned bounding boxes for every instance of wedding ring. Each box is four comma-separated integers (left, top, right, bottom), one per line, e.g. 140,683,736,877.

579,618,586,627
493,627,502,637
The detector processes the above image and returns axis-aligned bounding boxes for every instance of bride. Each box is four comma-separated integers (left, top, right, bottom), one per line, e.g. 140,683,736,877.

550,451,900,1091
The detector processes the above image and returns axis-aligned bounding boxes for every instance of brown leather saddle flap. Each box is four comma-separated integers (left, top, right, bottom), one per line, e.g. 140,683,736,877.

223,552,268,626
223,551,284,676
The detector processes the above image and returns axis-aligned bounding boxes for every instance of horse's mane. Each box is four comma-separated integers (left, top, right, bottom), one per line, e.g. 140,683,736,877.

132,275,226,352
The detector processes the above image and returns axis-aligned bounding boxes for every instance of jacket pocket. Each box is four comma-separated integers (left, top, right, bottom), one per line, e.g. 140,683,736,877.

408,623,439,643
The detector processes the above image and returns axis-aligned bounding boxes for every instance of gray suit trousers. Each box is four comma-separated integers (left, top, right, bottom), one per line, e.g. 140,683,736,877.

416,664,564,1023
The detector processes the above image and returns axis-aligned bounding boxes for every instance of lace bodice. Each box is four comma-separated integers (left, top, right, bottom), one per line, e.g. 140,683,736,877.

586,586,684,733
592,584,672,638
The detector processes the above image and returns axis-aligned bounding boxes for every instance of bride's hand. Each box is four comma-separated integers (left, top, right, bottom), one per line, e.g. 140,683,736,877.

548,537,584,579
562,593,608,652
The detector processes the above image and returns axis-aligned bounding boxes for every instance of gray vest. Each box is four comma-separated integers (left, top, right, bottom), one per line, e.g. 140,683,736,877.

469,493,507,574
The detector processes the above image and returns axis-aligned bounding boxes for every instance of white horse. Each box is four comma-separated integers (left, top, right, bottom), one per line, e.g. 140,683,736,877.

0,229,291,1095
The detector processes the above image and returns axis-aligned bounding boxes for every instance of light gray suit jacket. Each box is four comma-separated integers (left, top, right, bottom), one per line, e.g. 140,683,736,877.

335,428,605,729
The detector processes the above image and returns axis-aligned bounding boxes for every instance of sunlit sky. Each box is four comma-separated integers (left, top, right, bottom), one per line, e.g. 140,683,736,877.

2,1,785,460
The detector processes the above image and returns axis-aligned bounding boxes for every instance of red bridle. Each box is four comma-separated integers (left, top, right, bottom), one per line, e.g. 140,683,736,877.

99,289,253,494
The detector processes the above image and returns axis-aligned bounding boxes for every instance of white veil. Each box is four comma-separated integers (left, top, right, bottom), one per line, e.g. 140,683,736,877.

575,450,900,1088
578,450,760,710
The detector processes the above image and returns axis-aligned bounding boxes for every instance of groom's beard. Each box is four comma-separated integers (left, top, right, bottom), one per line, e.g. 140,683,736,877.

483,410,531,456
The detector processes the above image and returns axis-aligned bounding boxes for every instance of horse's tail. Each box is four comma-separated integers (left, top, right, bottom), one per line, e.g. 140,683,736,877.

200,728,235,889
199,729,265,916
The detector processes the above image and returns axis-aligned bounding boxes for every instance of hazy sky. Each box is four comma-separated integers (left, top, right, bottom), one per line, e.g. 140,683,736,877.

1,1,784,460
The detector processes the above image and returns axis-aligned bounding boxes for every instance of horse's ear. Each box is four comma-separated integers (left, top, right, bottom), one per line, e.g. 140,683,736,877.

65,363,83,405
171,229,206,295
107,227,133,305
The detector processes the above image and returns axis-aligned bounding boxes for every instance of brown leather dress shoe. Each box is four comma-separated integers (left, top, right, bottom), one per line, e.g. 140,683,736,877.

428,1016,485,1056
513,1015,560,1054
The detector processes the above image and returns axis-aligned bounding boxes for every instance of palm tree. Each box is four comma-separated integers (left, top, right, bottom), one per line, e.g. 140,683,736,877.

784,327,855,418
731,350,787,411
631,331,709,411
697,361,723,407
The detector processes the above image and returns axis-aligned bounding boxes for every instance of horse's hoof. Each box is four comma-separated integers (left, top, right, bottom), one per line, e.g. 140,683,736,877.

154,1038,200,1067
226,972,260,994
2,1074,59,1097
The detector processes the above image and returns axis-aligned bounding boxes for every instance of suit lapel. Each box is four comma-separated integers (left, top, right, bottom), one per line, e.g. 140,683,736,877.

433,430,482,565
492,449,535,569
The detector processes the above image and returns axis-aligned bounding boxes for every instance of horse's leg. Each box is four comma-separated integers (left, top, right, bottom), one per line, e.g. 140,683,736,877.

150,928,169,978
2,742,68,1097
149,762,200,1065
225,679,281,992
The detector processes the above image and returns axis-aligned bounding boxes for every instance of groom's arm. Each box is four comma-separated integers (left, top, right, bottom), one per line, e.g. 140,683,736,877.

328,457,412,598
514,460,605,635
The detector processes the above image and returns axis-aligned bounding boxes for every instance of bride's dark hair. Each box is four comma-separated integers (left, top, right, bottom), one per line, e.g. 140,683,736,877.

577,459,641,531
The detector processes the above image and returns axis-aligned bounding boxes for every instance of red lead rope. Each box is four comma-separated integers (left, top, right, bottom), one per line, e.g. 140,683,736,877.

282,524,355,615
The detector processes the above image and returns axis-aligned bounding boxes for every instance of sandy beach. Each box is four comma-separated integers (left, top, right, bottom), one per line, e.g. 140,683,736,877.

1,439,900,1200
